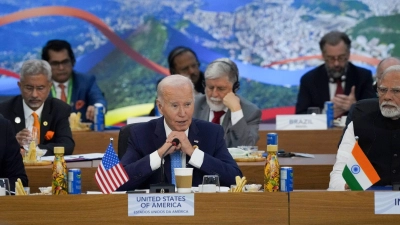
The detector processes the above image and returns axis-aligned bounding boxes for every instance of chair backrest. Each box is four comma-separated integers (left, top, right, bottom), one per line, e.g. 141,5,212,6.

117,123,135,160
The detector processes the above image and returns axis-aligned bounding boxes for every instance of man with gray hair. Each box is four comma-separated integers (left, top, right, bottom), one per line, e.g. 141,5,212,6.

0,59,74,156
193,58,261,147
373,57,400,91
329,65,400,190
118,75,241,191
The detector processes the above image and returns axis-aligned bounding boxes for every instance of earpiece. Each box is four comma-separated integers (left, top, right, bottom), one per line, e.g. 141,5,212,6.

207,60,240,93
167,47,200,75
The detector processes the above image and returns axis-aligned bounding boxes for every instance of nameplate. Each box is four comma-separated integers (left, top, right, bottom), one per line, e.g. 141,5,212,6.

375,192,400,214
128,193,194,216
276,115,327,130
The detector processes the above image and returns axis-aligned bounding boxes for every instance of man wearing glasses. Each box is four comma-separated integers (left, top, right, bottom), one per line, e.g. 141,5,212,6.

167,46,205,95
329,65,400,190
41,40,107,122
295,31,376,118
0,59,74,156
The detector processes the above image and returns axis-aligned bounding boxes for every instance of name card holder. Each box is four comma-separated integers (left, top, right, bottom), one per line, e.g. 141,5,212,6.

375,192,400,214
128,193,194,216
276,114,327,130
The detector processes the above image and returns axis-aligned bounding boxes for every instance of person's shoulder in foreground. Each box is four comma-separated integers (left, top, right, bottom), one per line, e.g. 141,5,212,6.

0,116,28,191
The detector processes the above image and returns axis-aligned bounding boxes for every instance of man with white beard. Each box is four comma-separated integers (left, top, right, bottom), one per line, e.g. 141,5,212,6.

193,58,261,147
329,65,400,190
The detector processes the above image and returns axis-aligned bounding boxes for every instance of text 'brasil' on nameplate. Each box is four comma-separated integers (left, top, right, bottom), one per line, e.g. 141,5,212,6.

128,193,194,216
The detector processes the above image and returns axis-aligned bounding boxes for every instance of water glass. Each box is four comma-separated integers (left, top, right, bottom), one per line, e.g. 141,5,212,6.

307,107,320,114
0,178,11,196
202,175,220,192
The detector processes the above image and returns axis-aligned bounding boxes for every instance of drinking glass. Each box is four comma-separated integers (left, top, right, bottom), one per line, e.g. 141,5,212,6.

307,107,320,114
202,175,220,192
22,127,38,151
36,148,48,162
0,178,11,196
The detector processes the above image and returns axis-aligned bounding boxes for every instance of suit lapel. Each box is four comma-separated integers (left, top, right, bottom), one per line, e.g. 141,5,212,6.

13,96,26,132
154,118,170,182
40,98,52,144
221,110,231,135
344,63,356,95
315,66,330,103
199,99,211,121
70,73,79,110
187,120,200,164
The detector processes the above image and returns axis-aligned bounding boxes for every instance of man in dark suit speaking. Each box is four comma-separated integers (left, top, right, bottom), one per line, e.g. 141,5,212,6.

118,75,242,191
296,31,376,117
0,59,74,156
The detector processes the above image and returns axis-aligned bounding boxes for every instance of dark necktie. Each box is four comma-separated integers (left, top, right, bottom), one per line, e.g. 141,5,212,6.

212,111,226,124
335,80,344,96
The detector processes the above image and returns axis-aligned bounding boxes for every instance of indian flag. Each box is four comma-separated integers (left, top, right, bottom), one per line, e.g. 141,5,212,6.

342,141,380,191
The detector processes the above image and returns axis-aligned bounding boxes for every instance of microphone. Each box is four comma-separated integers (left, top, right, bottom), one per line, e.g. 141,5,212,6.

160,138,180,183
150,138,180,193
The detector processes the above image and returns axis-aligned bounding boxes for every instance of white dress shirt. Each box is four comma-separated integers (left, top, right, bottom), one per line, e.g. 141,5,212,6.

148,119,205,171
328,121,356,191
22,100,44,130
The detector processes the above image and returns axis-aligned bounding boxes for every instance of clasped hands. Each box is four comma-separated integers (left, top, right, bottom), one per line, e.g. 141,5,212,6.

157,132,194,157
331,86,356,118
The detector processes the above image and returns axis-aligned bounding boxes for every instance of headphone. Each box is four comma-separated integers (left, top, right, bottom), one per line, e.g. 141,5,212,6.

167,47,200,75
204,60,240,93
329,75,346,83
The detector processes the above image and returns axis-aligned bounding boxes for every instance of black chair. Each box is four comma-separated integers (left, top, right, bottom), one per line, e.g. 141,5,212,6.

117,123,135,160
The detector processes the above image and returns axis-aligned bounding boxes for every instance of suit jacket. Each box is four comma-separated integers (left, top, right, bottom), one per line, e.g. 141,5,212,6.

0,96,75,155
295,62,376,114
50,71,107,122
0,117,28,191
193,95,261,147
117,117,242,191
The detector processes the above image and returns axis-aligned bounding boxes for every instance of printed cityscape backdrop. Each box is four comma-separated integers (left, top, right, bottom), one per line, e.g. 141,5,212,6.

1,0,399,125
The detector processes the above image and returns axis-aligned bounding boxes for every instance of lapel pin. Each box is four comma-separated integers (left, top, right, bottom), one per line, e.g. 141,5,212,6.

194,140,199,143
43,121,48,126
15,117,21,124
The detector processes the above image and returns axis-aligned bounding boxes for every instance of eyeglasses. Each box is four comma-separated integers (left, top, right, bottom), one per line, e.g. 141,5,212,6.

22,85,48,93
49,59,72,68
177,62,200,74
377,87,400,97
324,54,348,63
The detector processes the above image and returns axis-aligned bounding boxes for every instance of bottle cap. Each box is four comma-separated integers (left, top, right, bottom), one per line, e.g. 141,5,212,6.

54,147,65,154
267,145,277,152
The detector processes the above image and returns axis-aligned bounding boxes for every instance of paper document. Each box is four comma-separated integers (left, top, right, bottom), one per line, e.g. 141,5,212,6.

42,153,104,162
291,152,315,158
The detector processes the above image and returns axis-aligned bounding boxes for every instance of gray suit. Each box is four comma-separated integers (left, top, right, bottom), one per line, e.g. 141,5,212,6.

193,95,261,147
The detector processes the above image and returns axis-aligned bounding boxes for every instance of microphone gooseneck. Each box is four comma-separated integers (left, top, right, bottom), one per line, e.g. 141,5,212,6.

160,138,180,183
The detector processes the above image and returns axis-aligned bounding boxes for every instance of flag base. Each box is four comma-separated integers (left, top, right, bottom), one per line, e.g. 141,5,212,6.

150,183,175,193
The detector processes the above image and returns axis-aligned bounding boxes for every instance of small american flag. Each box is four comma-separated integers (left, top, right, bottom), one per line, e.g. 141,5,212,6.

95,140,129,194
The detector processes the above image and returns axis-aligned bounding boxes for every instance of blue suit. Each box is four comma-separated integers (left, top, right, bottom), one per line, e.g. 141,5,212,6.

50,71,107,122
118,117,242,191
